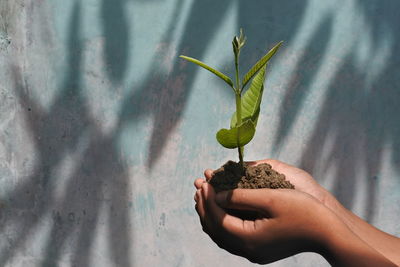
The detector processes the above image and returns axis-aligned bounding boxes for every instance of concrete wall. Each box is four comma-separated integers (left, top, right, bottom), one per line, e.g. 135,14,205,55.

1,0,399,266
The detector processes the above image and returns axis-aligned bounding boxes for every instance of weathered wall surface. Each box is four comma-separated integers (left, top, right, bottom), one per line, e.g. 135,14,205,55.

1,0,399,266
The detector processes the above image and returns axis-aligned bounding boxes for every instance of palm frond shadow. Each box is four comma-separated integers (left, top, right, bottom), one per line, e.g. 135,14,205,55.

1,0,399,266
1,3,131,266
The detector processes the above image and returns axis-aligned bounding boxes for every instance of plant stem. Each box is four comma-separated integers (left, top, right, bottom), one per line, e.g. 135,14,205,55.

234,52,244,167
235,56,240,94
235,93,244,166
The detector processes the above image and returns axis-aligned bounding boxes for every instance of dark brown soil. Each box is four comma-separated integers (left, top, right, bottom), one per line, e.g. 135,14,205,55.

209,161,295,193
208,161,295,220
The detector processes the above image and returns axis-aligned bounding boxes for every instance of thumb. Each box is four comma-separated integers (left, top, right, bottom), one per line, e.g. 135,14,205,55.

216,189,278,215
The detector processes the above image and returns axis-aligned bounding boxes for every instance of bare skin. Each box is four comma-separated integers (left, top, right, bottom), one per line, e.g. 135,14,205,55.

194,159,399,266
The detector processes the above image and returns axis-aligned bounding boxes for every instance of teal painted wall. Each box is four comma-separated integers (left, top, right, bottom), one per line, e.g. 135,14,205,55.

1,0,399,266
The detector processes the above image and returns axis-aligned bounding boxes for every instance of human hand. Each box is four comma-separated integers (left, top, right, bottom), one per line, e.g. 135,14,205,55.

194,160,398,266
236,160,400,266
194,180,336,264
194,181,397,266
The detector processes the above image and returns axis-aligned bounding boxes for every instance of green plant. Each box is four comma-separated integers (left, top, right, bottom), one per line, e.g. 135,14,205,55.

180,29,282,167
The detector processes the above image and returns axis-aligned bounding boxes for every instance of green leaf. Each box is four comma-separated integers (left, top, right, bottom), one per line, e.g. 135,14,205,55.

241,41,282,89
231,65,266,128
179,55,233,87
216,119,256,149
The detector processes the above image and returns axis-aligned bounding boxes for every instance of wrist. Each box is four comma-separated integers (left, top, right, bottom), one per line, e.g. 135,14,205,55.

319,189,348,217
319,217,396,267
319,189,362,236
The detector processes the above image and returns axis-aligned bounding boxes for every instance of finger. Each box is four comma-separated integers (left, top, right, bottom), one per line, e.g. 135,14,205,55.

194,178,205,189
195,189,205,219
215,188,279,216
201,183,247,237
204,169,214,181
201,184,262,255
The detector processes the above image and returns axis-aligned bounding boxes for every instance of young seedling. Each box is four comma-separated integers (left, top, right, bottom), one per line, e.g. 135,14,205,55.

180,29,282,167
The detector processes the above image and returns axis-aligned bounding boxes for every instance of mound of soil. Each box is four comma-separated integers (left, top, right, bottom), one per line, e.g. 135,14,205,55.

208,161,295,220
209,161,295,193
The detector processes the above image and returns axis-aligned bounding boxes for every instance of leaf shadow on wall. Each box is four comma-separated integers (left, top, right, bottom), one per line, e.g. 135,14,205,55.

102,0,129,83
120,0,311,171
2,1,399,266
117,0,235,169
1,2,132,267
273,0,400,222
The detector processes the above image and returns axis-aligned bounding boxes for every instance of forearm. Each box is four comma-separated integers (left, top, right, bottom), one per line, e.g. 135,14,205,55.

320,213,397,267
324,232,397,267
323,191,400,265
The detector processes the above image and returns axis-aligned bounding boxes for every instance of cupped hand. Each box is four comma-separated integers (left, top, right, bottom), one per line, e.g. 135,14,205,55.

193,159,399,266
193,181,338,264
